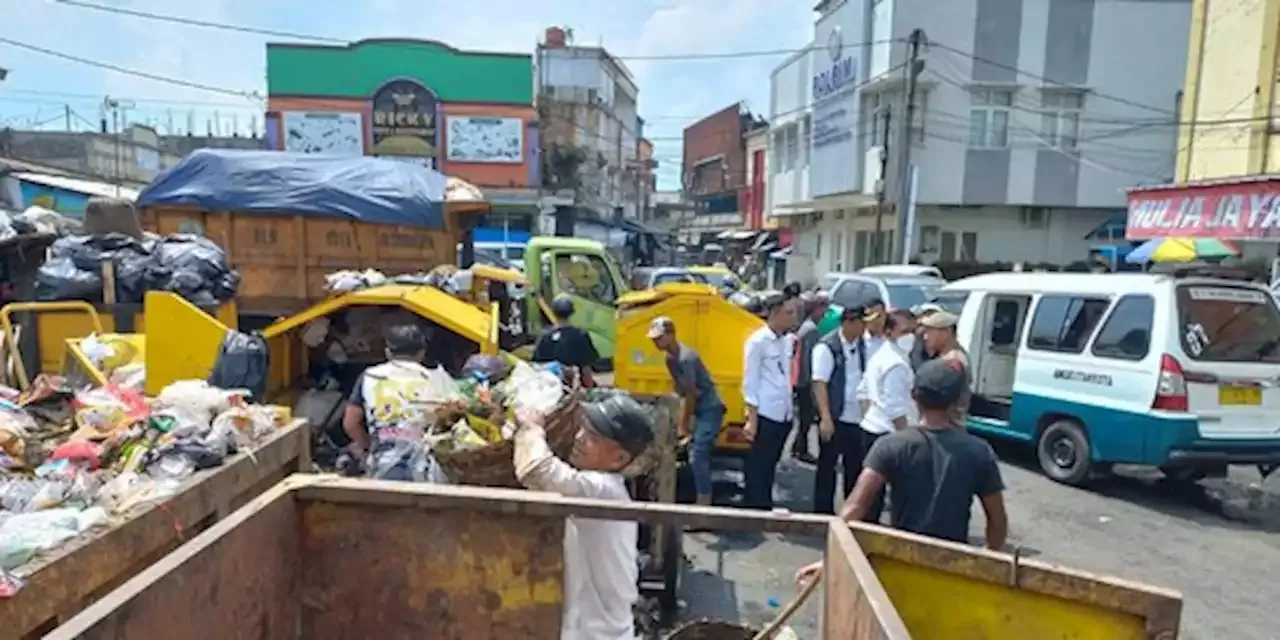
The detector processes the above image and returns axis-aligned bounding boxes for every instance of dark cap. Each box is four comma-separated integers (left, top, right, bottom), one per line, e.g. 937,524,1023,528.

913,358,968,409
550,293,576,319
582,395,656,457
384,324,427,356
782,281,803,299
839,305,866,322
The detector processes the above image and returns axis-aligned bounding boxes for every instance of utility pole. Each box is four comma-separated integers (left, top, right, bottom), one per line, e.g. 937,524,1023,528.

103,96,122,196
892,28,926,263
64,105,71,132
871,109,892,264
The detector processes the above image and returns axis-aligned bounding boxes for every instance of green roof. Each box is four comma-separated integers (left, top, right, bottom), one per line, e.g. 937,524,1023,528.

267,39,532,104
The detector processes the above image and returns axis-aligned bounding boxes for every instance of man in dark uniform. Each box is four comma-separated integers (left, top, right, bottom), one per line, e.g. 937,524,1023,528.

532,293,600,385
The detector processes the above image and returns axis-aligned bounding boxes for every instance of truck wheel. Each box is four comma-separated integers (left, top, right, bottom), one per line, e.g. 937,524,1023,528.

1036,419,1092,485
660,523,683,623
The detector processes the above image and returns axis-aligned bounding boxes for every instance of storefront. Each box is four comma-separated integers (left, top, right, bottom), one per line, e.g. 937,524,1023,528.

1126,176,1280,261
264,39,541,220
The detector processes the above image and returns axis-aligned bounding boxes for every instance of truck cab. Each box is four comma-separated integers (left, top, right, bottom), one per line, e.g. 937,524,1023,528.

520,237,628,367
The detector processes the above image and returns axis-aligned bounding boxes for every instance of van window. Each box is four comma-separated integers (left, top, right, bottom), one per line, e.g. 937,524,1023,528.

991,299,1022,346
1027,295,1110,353
1091,295,1154,361
931,291,970,316
1176,285,1280,362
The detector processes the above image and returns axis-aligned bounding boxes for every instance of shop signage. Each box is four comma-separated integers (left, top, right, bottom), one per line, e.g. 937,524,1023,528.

445,116,523,164
1126,179,1280,240
809,5,864,198
370,78,440,168
813,26,857,102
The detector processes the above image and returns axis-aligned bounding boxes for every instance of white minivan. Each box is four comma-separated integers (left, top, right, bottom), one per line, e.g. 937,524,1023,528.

943,271,1280,485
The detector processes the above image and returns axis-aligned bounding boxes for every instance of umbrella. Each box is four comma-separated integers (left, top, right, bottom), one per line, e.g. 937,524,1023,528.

1124,237,1239,264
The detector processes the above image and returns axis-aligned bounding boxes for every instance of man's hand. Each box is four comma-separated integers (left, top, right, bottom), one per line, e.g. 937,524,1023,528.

819,416,835,441
795,561,822,585
743,415,757,442
515,408,548,434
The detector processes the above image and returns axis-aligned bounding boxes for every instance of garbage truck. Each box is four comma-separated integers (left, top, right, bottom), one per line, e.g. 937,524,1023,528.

42,476,1184,639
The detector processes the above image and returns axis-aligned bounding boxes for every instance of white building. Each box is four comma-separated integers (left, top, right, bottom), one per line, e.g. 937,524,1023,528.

535,26,642,221
773,0,1190,275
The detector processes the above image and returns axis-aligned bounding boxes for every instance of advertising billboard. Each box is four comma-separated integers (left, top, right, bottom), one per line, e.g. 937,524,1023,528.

810,1,865,198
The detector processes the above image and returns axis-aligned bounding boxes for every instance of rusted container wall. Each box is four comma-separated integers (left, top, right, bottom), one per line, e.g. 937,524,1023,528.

138,206,459,316
823,524,911,639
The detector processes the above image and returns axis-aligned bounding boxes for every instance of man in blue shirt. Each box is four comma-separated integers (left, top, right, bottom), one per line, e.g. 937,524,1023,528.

650,316,724,506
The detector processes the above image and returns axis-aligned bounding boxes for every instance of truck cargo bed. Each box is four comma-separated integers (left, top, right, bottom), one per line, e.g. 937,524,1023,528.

46,476,1182,639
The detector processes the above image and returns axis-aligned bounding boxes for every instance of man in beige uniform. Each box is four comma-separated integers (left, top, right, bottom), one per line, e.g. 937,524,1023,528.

917,311,970,429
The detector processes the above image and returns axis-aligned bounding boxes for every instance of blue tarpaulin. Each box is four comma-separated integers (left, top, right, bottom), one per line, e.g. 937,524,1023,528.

137,149,447,228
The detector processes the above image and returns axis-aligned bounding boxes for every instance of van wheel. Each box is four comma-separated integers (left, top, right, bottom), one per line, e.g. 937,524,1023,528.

1036,419,1092,485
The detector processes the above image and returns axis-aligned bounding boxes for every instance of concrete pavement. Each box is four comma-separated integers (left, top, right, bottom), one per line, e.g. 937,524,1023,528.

671,444,1280,639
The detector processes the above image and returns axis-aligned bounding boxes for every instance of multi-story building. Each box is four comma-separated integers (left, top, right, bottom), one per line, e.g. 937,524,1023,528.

775,0,1192,274
536,27,643,221
1125,0,1280,261
680,103,766,243
0,124,181,184
744,124,770,230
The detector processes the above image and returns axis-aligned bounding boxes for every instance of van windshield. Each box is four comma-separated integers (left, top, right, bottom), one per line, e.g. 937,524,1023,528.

1176,285,1280,362
886,284,940,311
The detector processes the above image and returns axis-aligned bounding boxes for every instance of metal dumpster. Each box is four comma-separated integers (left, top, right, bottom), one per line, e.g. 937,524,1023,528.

0,420,310,639
44,476,1182,639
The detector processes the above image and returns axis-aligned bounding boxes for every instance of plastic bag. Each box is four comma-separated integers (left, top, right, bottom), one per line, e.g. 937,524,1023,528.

72,385,149,437
96,472,178,516
210,404,277,449
156,380,249,425
0,507,106,570
499,361,565,415
207,331,269,401
0,407,35,466
34,257,102,302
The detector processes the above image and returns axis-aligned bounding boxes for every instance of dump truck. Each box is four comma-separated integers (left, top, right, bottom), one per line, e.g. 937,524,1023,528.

42,476,1183,639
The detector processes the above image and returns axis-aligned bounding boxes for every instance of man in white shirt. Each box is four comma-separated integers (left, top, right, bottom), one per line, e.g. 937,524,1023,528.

855,308,918,522
862,298,889,356
741,293,796,510
513,395,655,640
810,306,869,514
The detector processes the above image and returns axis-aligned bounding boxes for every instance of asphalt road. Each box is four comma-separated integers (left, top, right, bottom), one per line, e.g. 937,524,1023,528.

669,437,1280,639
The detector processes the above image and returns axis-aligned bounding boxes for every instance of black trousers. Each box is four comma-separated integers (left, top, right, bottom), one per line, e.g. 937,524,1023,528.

854,429,887,524
813,421,861,514
792,387,816,455
744,416,790,510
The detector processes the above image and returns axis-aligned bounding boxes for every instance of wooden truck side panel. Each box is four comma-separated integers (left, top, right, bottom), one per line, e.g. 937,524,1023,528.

139,206,460,316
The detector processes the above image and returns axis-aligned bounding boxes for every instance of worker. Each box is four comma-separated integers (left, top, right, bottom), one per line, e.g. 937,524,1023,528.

532,293,601,386
907,303,944,371
742,293,795,510
513,395,656,640
791,291,830,464
811,305,869,514
649,316,724,506
917,310,971,429
854,308,919,522
341,324,448,482
795,358,1009,584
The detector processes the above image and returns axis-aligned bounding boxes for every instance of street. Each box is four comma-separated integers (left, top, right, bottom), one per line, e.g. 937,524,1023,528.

674,440,1280,639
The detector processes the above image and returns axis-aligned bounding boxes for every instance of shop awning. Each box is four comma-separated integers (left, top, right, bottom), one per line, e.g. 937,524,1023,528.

1126,175,1280,240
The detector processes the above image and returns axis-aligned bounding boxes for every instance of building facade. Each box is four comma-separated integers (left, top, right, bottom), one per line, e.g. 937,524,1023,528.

744,125,770,230
265,38,541,228
536,27,643,221
0,124,180,185
1125,0,1280,261
775,0,1192,275
680,103,764,242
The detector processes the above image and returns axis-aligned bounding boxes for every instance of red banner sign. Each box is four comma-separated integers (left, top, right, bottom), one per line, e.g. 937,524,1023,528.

1126,179,1280,240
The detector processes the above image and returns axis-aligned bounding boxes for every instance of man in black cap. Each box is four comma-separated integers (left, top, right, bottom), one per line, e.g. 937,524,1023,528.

795,357,1008,583
514,394,656,640
342,324,449,482
532,293,601,385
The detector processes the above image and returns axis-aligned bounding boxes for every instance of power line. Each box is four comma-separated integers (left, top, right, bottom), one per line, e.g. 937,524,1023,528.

0,36,261,99
0,88,260,109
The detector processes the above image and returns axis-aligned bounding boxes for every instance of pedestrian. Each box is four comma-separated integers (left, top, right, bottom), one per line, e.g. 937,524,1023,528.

810,305,869,514
795,358,1009,584
532,293,601,386
907,303,943,371
854,308,919,521
790,291,830,464
862,298,889,355
513,395,655,640
341,324,450,482
917,310,971,429
741,293,796,510
649,316,724,506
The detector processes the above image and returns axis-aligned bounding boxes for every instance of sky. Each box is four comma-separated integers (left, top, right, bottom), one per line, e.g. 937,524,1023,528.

0,0,815,189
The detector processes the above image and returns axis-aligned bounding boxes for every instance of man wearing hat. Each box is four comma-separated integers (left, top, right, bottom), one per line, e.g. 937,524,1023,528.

649,316,724,506
907,303,944,371
794,358,1009,584
514,394,656,639
917,309,971,429
790,291,830,464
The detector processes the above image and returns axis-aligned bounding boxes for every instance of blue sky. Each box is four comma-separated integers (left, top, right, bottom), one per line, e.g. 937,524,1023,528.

0,0,814,189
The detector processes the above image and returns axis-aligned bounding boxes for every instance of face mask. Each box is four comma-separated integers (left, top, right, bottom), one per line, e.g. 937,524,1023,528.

896,334,916,353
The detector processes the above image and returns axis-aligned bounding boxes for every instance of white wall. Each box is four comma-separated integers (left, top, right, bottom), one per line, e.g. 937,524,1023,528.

769,48,813,211
811,0,866,197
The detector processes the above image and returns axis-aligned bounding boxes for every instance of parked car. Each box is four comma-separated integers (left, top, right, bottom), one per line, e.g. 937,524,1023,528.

820,272,946,312
631,267,709,290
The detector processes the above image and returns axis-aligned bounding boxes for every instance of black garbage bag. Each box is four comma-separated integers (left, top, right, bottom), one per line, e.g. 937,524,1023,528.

207,330,269,401
34,257,103,301
152,234,239,302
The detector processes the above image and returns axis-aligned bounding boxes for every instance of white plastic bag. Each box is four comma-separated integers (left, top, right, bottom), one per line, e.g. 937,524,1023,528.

0,507,106,570
499,361,564,415
156,380,249,425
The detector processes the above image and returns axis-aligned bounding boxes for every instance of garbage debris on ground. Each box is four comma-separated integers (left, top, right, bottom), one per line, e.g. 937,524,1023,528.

0,375,290,597
34,232,240,305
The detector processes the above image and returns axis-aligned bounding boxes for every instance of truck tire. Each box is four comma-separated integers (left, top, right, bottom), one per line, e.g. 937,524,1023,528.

1036,419,1092,486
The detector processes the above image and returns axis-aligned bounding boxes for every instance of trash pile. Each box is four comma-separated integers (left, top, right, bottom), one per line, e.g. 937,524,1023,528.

428,355,565,456
0,376,288,596
324,265,473,297
0,206,81,242
35,232,240,305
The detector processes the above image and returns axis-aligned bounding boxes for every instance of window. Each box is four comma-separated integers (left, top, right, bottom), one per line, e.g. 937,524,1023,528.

1176,285,1280,362
868,93,892,147
933,291,971,316
1027,295,1110,353
1092,295,1154,360
783,125,799,170
815,232,823,259
990,299,1024,346
854,231,870,268
919,225,940,253
939,232,957,261
1041,90,1083,149
553,254,618,306
833,231,844,271
801,115,812,167
960,232,978,261
968,88,1013,148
